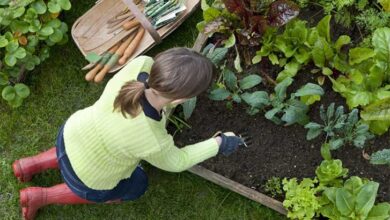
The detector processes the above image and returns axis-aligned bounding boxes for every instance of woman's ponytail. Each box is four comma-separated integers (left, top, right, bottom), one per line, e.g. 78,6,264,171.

114,80,146,118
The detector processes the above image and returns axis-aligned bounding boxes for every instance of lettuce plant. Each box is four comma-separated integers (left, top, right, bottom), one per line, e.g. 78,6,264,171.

197,0,299,46
282,178,321,220
305,103,373,150
254,15,351,82
319,176,390,220
315,159,348,187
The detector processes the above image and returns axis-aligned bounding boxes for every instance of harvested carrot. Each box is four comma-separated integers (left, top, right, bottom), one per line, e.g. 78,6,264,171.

123,20,140,30
118,27,145,65
85,44,120,81
94,30,138,83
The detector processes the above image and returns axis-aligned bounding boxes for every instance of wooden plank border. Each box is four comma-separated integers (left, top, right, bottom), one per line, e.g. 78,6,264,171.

188,32,287,216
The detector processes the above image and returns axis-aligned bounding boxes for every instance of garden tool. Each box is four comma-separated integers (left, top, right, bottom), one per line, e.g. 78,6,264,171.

85,43,120,81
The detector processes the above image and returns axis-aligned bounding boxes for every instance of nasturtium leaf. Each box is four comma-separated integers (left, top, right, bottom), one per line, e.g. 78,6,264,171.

8,95,23,108
6,41,18,53
31,0,47,14
5,54,17,66
14,47,26,59
316,15,331,42
182,97,197,120
58,0,71,10
0,35,8,47
14,83,30,98
349,48,375,65
49,29,63,42
13,7,25,18
48,1,61,13
239,75,262,90
223,68,237,90
47,19,62,28
39,26,54,36
335,35,351,52
11,20,29,33
2,85,16,101
295,83,324,97
0,72,9,85
209,88,230,101
241,91,269,108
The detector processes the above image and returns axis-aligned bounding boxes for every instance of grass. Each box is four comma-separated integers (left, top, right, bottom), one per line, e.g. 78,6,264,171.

0,0,286,219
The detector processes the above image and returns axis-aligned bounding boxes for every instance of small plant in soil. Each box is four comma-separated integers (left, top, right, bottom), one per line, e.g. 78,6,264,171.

370,148,390,166
315,159,348,187
304,103,374,150
265,77,324,125
263,177,283,198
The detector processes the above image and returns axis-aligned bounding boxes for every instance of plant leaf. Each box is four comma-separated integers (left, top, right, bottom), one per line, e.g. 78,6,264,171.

239,75,262,90
335,188,354,216
372,27,390,72
295,83,324,97
275,77,293,101
182,97,197,120
241,91,269,108
268,0,299,27
367,203,390,220
2,85,16,101
349,48,376,65
355,182,379,218
335,35,351,52
209,88,230,101
370,149,390,165
223,68,237,90
316,15,331,42
14,83,30,99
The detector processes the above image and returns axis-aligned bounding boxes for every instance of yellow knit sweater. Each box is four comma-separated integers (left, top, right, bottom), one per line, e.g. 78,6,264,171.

63,56,219,190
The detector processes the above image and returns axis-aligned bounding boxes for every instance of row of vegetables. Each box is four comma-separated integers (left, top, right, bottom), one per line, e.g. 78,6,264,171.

185,0,390,219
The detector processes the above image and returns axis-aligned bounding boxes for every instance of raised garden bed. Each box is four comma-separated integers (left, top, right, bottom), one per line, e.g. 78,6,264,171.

168,1,390,218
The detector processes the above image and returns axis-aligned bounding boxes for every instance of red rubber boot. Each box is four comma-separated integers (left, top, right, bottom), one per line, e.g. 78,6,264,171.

20,183,93,220
13,147,59,182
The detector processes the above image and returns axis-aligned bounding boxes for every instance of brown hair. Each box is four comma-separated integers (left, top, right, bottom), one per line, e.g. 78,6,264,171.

114,47,216,118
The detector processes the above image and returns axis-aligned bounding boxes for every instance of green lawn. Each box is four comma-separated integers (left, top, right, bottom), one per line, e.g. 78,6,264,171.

0,1,286,219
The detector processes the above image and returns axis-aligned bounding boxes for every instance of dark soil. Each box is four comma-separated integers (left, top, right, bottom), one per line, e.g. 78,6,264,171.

169,3,390,203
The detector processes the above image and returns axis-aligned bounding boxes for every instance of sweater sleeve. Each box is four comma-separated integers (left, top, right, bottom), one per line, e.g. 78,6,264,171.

143,132,219,172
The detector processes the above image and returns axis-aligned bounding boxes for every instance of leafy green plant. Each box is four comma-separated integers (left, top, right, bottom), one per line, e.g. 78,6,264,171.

254,15,351,82
315,159,348,187
263,177,283,198
370,149,390,166
304,103,373,150
319,176,390,220
265,77,324,125
282,177,321,220
197,0,299,46
0,0,70,107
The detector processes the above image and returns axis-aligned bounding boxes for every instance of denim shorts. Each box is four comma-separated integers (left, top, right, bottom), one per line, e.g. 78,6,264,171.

56,125,148,203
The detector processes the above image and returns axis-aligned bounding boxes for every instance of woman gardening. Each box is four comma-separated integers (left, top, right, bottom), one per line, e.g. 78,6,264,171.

13,48,246,220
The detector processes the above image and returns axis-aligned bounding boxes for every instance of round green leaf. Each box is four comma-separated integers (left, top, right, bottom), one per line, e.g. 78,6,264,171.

4,54,17,66
239,75,262,90
27,35,39,47
59,22,68,33
13,7,26,18
295,83,324,97
0,35,8,47
241,91,270,108
31,0,47,14
2,85,16,101
58,0,71,10
49,28,63,43
39,26,54,36
5,41,18,52
47,18,61,28
14,47,26,59
9,95,23,108
14,83,30,98
48,2,61,13
0,72,9,85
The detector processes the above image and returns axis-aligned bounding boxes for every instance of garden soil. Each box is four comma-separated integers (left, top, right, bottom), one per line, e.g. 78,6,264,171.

169,4,390,200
